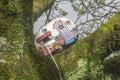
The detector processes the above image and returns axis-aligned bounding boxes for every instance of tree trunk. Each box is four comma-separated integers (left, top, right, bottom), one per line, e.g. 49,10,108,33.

0,0,60,80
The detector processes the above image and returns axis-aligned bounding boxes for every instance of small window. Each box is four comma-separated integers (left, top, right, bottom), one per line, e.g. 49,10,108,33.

42,28,47,33
42,34,53,43
55,36,59,40
59,25,64,29
42,36,51,43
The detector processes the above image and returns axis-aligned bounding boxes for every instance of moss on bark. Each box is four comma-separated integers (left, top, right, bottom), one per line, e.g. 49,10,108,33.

0,0,55,80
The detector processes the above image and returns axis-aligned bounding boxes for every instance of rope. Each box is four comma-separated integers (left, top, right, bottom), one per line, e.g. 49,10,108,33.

45,44,63,80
